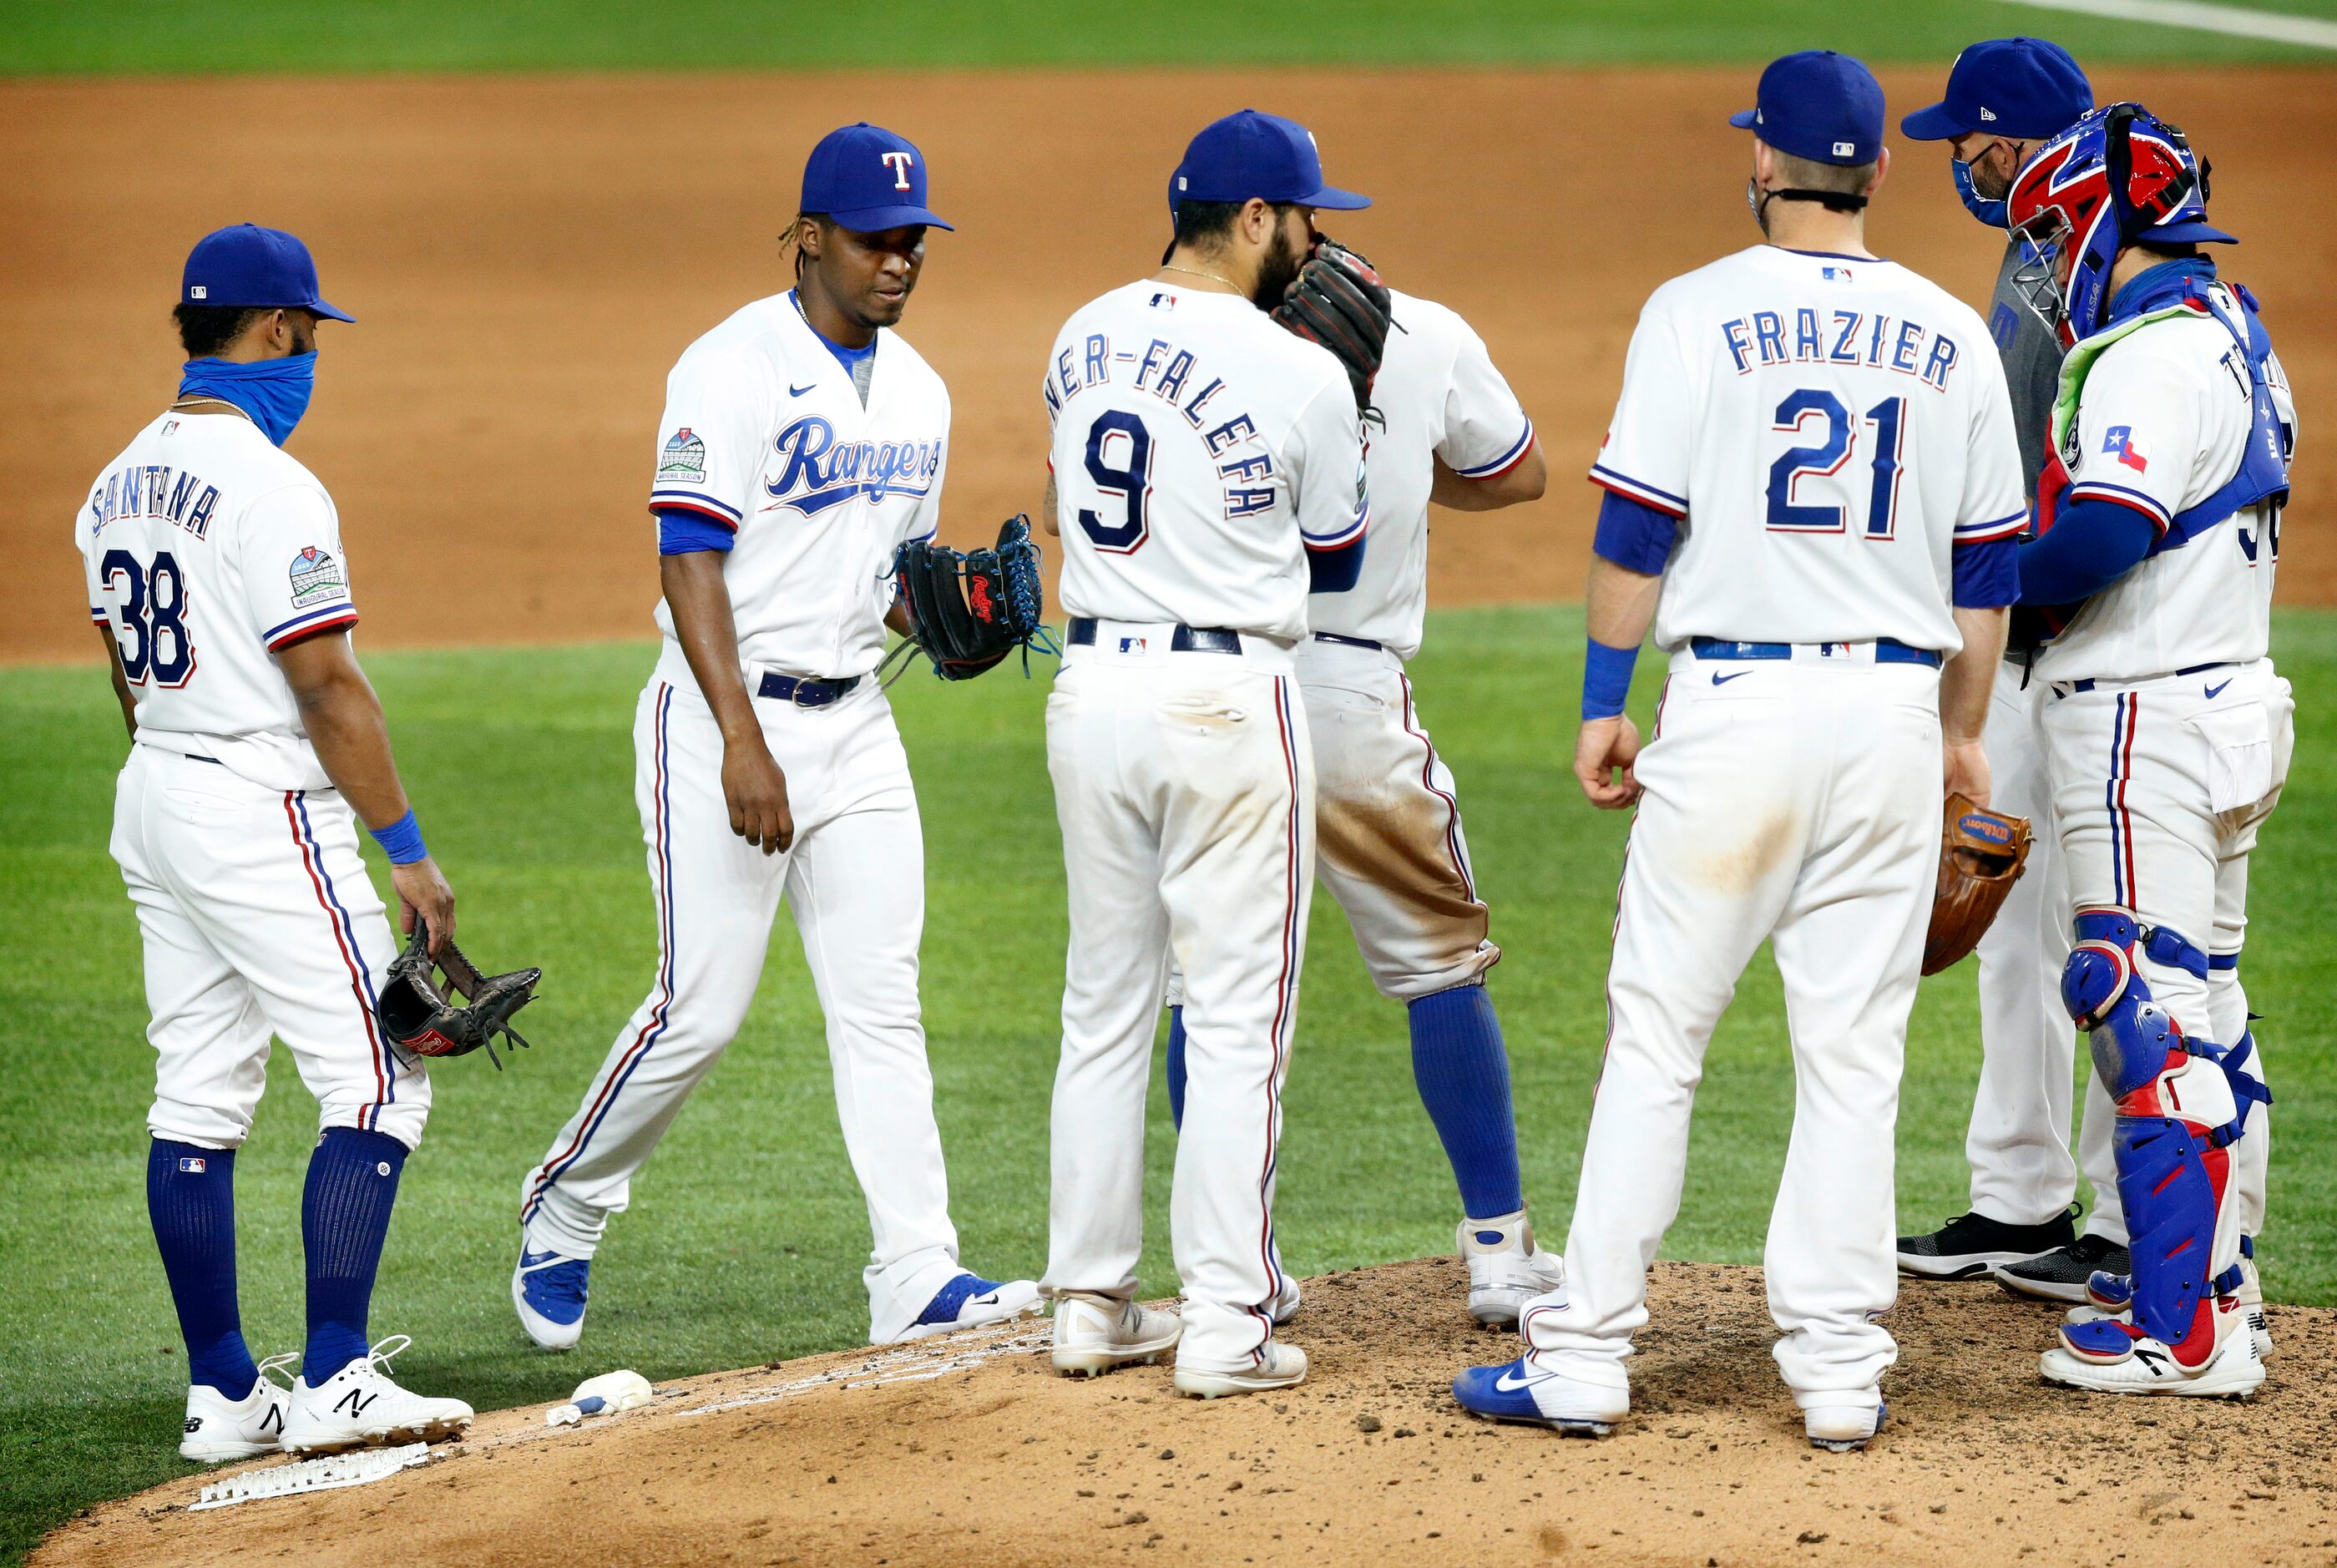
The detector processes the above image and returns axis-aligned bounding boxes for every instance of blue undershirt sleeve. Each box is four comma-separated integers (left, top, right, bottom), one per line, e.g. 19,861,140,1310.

1307,533,1366,593
1591,490,1680,575
1951,536,2020,609
656,507,737,556
2016,496,2156,604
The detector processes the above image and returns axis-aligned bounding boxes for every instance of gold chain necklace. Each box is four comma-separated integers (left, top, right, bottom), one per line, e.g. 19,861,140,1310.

1159,263,1242,292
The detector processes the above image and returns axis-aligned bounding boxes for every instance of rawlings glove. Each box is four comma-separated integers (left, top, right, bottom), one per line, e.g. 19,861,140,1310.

376,926,540,1069
1271,239,1394,417
1923,794,2034,975
888,513,1055,681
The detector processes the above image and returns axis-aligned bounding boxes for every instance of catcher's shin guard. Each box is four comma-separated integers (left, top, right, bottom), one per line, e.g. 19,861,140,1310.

2058,909,2269,1371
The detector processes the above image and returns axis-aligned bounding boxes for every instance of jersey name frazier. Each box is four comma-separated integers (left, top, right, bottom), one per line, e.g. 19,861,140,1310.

1045,331,1277,523
1718,305,1965,392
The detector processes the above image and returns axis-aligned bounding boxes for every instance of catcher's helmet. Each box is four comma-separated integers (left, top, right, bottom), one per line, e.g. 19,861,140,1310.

2006,102,2234,348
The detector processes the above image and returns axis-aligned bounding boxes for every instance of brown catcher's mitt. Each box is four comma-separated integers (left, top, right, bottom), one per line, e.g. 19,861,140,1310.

1923,794,2033,975
376,926,541,1068
1270,239,1394,417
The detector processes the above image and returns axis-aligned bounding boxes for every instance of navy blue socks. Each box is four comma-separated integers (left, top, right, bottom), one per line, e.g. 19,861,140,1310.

1409,983,1525,1219
301,1126,407,1383
1166,1005,1188,1129
147,1140,259,1399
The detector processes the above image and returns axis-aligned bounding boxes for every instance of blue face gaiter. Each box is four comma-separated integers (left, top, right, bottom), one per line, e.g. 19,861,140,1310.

178,352,316,446
1951,156,2010,230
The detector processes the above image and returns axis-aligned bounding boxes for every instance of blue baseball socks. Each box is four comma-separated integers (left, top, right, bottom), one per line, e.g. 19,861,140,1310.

1167,983,1525,1222
1409,983,1524,1220
148,1140,259,1399
301,1126,407,1383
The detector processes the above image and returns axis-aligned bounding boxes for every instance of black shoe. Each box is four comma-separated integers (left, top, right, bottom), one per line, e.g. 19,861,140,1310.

1990,1233,2132,1303
1894,1206,2078,1280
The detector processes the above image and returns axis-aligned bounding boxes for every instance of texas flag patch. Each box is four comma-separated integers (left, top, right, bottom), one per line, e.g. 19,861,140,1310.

2102,424,2150,473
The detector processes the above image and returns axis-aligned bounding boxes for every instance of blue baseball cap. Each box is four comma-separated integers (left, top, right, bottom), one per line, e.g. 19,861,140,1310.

1729,51,1887,167
180,224,353,323
801,123,953,232
1902,38,2093,142
1170,109,1370,212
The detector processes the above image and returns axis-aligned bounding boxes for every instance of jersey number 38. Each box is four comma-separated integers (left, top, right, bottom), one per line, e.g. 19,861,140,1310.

101,549,196,687
1767,389,1907,539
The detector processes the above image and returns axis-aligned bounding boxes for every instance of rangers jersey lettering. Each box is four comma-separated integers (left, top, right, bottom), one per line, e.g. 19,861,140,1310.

1312,289,1533,658
78,411,358,791
1596,245,2025,654
650,291,947,678
1045,282,1366,641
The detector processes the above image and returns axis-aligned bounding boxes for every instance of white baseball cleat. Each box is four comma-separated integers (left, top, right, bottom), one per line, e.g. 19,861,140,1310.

889,1273,1045,1343
2065,1257,2274,1363
1459,1211,1566,1328
281,1336,475,1454
1803,1394,1887,1453
1051,1292,1182,1377
179,1353,298,1463
1451,1352,1629,1436
512,1243,590,1352
1174,1340,1308,1399
2040,1319,2264,1399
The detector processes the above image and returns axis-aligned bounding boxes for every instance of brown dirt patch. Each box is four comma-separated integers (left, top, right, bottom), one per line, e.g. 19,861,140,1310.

36,1257,2336,1567
3,66,2333,665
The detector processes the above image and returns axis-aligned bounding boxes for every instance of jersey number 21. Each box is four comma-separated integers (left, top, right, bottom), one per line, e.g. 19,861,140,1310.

1767,390,1906,539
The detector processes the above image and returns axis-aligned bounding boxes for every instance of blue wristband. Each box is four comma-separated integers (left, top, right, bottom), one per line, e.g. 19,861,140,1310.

369,809,427,866
1581,637,1639,721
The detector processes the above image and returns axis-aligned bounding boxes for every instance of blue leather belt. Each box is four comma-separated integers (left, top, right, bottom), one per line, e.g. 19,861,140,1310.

1688,635,1943,670
2056,660,2230,696
756,670,861,706
1312,632,1383,650
1066,618,1243,654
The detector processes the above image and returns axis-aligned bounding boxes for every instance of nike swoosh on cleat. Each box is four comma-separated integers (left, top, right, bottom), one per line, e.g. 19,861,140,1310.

2204,679,2232,699
972,1292,1003,1308
789,382,817,397
1493,1368,1548,1393
1712,671,1751,685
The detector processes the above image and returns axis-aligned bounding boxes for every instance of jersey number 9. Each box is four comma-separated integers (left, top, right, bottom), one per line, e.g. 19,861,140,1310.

1076,410,1155,554
1767,390,1906,539
102,549,195,687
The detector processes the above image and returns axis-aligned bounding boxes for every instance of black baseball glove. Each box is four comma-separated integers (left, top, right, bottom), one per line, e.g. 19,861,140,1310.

376,927,540,1070
1272,239,1395,417
888,513,1055,681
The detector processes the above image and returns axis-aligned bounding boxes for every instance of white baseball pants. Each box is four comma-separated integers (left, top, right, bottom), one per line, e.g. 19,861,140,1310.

518,670,966,1342
112,743,430,1151
1042,627,1313,1373
1525,651,1940,1404
2040,660,2292,1244
1966,661,2122,1235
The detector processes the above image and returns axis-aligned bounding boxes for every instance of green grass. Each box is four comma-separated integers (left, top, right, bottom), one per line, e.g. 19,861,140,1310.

0,0,2330,74
1,604,2331,1560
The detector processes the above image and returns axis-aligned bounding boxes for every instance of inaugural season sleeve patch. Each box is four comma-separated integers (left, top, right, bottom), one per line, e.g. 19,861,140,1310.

288,546,347,607
658,427,708,484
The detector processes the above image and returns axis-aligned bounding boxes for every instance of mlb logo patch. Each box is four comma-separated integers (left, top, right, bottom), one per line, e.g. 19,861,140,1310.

2102,425,2150,473
1833,140,1856,157
1822,265,1854,284
1148,291,1179,311
177,1156,207,1174
1115,635,1149,655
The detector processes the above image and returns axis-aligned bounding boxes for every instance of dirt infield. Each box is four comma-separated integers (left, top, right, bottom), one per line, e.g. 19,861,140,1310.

34,1256,2334,1567
3,66,2331,665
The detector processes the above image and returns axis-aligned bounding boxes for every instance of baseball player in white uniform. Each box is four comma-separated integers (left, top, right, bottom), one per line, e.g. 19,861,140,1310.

1161,279,1566,1328
1894,38,2127,1294
1456,53,2024,1451
1040,110,1369,1397
2002,104,2291,1396
513,125,1039,1351
87,225,473,1460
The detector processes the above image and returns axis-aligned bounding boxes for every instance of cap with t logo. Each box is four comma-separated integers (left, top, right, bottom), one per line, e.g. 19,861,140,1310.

800,123,954,232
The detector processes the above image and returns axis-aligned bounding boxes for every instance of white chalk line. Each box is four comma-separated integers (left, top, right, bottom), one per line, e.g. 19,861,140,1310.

1994,0,2337,50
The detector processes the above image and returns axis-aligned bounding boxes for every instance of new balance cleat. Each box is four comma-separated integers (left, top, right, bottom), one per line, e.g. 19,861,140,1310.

1459,1210,1567,1328
2041,1313,2264,1399
1452,1353,1628,1437
1051,1292,1181,1377
281,1336,473,1454
179,1353,298,1464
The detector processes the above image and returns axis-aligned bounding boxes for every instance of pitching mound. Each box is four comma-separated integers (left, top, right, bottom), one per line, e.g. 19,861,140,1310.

34,1257,2335,1566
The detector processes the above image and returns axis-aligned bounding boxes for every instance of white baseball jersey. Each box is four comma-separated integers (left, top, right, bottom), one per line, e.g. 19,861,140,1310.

2034,285,2297,684
1045,281,1367,641
1593,245,2026,653
1311,290,1532,659
650,290,947,679
79,410,358,792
